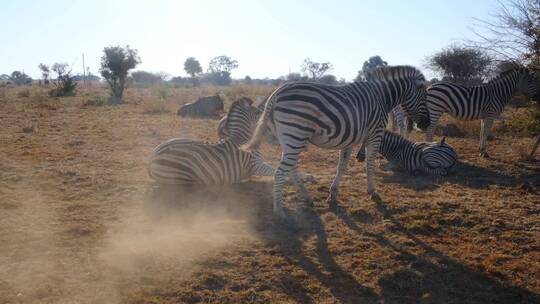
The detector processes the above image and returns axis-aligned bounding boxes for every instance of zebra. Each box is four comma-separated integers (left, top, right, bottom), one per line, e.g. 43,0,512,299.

424,67,538,157
217,97,263,142
243,65,430,218
148,98,274,185
357,130,458,175
387,105,414,138
529,135,540,161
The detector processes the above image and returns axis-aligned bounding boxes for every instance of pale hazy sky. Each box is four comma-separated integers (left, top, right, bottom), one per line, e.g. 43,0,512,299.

0,0,499,80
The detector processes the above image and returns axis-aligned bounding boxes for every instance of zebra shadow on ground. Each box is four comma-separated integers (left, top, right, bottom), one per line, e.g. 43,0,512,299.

380,161,538,191
330,200,540,304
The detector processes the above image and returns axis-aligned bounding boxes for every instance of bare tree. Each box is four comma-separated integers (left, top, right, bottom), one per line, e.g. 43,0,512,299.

470,0,540,72
300,58,333,80
38,63,50,85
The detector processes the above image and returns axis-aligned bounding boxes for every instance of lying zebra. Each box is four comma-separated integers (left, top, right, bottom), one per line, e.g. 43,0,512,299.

357,130,458,176
148,98,274,185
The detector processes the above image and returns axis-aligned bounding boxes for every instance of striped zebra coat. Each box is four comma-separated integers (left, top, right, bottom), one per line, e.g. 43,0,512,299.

217,97,263,142
424,68,538,157
148,99,274,185
357,130,458,176
244,65,430,218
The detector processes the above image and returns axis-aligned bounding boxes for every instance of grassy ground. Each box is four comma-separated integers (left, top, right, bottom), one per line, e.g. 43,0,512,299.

0,85,539,303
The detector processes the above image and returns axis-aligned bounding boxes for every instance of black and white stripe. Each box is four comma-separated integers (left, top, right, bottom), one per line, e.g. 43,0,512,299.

425,68,538,157
357,130,458,175
244,65,430,218
217,97,264,143
148,99,274,185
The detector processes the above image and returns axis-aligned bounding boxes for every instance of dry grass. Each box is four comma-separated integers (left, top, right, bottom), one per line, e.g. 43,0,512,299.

0,85,539,304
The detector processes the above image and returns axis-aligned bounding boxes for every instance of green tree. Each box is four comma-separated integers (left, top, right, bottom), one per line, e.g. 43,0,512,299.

100,45,141,103
10,71,32,85
426,45,492,84
206,55,239,86
356,55,387,81
184,57,202,86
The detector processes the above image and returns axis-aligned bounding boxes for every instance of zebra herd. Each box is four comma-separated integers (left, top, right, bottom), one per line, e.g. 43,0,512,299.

148,65,538,219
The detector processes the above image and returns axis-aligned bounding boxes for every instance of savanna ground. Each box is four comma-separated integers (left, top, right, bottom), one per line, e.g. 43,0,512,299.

0,84,539,304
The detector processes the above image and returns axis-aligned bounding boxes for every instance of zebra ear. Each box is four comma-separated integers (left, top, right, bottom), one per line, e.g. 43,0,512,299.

440,137,446,145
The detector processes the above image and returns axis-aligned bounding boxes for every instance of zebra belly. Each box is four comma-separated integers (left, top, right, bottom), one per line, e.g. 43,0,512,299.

149,145,246,185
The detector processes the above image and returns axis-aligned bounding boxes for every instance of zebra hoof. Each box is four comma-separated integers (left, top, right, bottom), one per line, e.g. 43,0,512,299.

479,151,490,158
370,191,382,203
326,197,338,210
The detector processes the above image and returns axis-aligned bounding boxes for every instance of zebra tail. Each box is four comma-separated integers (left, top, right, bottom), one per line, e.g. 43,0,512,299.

242,92,275,151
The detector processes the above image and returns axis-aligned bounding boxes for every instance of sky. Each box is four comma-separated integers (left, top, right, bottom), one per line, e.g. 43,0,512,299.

0,0,500,81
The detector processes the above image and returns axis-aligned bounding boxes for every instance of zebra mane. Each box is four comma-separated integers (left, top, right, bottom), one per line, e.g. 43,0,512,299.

489,67,530,83
364,65,425,83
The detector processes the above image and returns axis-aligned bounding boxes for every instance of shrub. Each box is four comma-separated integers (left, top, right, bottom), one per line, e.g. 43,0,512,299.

100,45,141,103
49,63,77,97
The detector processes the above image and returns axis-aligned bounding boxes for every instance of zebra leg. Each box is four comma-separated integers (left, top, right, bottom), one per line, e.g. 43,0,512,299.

290,170,312,206
479,118,494,158
273,147,306,219
425,112,442,142
365,136,382,200
528,135,540,161
327,147,353,207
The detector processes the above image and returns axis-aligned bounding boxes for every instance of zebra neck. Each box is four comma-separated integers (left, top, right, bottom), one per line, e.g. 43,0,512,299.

380,132,411,160
488,73,520,103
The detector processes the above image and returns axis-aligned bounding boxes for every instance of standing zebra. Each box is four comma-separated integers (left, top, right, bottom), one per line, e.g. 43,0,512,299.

357,130,458,175
244,65,430,218
148,99,274,185
424,68,538,157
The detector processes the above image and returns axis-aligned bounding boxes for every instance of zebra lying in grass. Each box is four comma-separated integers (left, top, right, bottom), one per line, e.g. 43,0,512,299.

148,98,274,185
357,130,458,176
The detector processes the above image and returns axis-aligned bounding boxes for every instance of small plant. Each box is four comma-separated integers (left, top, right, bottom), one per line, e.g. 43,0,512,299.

49,63,77,97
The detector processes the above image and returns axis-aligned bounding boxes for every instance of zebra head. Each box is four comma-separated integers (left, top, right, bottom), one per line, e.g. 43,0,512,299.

517,68,539,98
422,138,458,176
247,150,274,176
224,97,260,145
365,65,430,130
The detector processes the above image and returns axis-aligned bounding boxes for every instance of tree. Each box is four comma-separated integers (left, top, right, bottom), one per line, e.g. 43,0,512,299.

300,58,332,79
9,71,32,85
470,0,540,75
100,45,141,103
49,63,77,96
38,63,50,85
426,45,493,84
184,57,202,86
204,55,239,86
356,55,388,81
208,55,238,74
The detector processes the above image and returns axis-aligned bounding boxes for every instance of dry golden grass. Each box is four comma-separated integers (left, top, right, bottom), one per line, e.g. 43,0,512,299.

0,85,538,304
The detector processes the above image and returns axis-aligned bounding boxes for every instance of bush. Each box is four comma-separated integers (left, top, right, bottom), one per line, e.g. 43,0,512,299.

49,63,77,97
